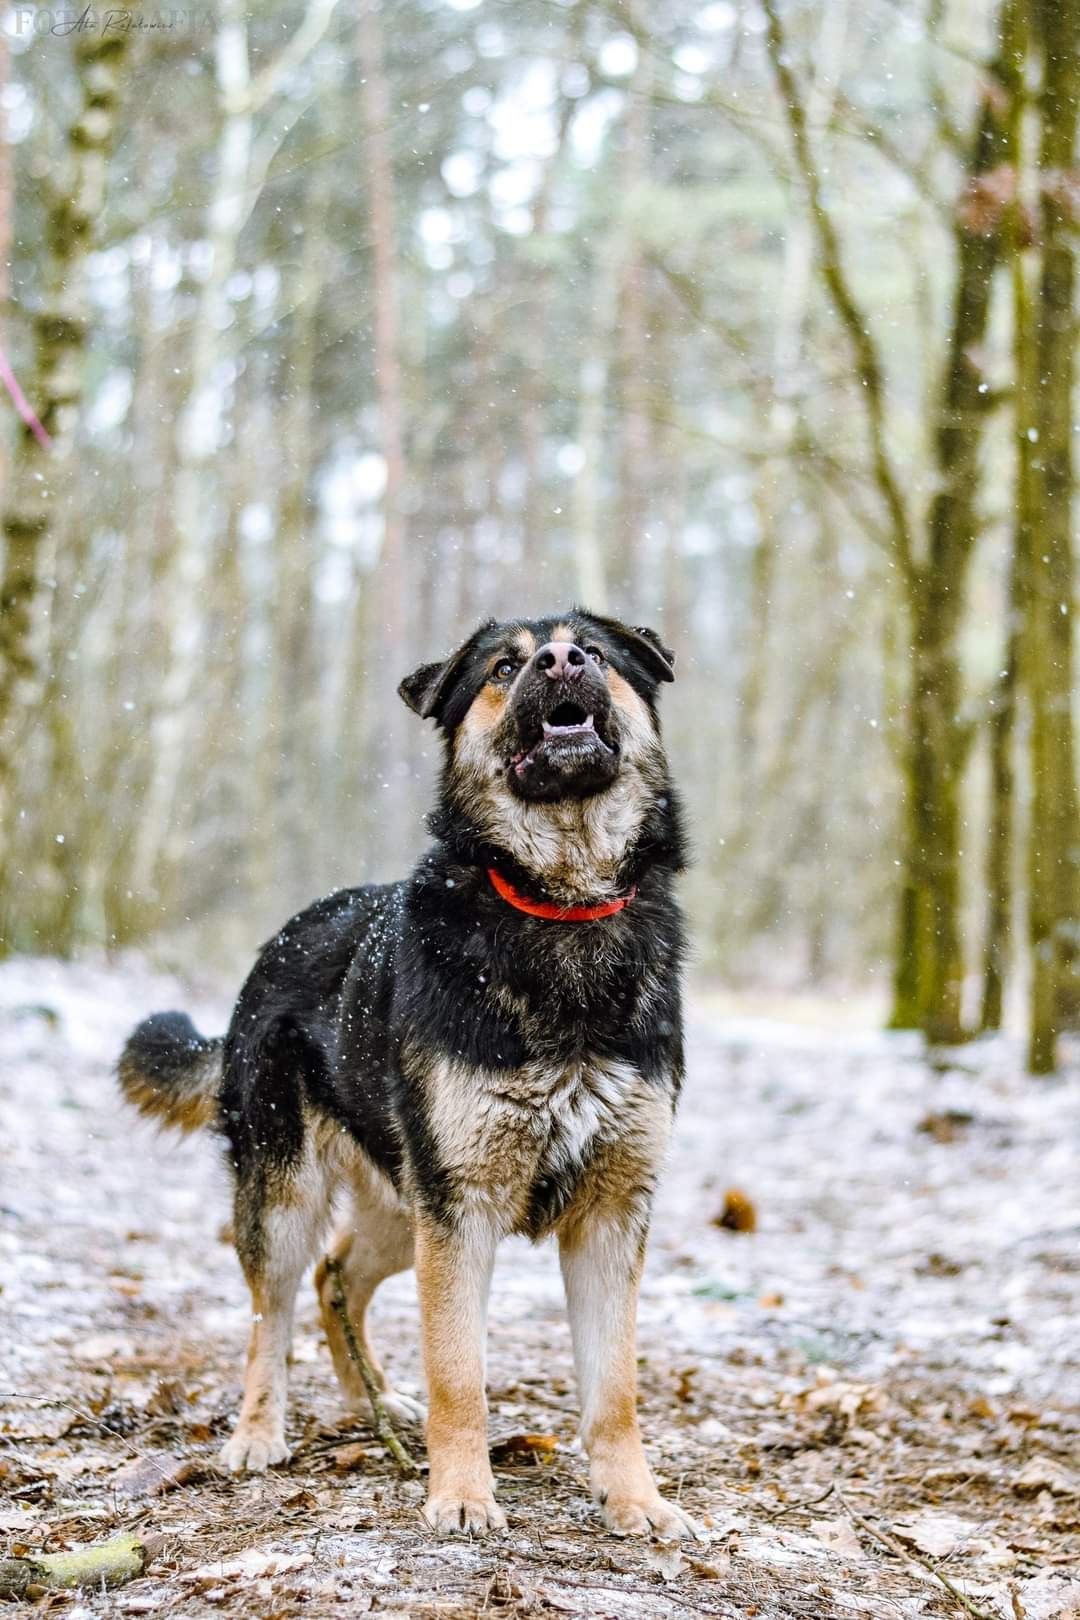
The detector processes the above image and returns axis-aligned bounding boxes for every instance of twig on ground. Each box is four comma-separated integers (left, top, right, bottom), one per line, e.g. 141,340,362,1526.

321,1255,418,1477
837,1491,1003,1620
761,1482,835,1516
0,1532,151,1597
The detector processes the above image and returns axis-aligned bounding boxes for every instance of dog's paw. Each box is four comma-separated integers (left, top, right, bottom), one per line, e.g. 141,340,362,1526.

380,1389,427,1426
422,1491,507,1536
599,1491,700,1540
219,1427,291,1474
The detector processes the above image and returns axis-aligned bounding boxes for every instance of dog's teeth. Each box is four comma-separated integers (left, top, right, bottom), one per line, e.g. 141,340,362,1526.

584,714,594,728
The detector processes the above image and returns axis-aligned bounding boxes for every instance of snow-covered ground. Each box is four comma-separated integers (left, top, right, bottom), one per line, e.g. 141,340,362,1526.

2,955,1078,1618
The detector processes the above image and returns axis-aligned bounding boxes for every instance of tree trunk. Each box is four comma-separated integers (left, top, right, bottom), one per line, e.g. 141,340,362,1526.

1026,0,1079,1071
265,174,326,909
347,0,410,876
0,23,131,949
614,52,652,611
980,1,1032,1035
979,604,1021,1033
889,29,1015,1040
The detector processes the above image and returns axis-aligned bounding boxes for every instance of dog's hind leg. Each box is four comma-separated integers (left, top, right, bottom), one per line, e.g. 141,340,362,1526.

315,1170,424,1427
220,1159,333,1474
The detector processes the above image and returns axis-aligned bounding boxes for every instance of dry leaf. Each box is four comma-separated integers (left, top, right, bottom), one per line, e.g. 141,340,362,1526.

916,1109,974,1144
674,1367,696,1402
489,1433,558,1465
1014,1458,1079,1497
811,1516,864,1559
646,1546,685,1582
789,1376,885,1425
180,1549,313,1586
113,1451,205,1499
893,1513,976,1559
686,1554,730,1579
712,1188,757,1233
331,1443,371,1471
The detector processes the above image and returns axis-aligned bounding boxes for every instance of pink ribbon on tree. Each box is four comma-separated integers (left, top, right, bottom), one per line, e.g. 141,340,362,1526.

0,344,53,449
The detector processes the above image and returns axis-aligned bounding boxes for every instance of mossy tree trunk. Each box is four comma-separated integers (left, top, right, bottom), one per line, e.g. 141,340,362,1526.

888,27,1015,1042
1026,0,1079,1072
0,23,133,952
980,0,1032,1036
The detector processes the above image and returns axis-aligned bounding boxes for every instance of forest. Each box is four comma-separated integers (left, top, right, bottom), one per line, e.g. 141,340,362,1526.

0,0,1075,1066
1,2,1078,1618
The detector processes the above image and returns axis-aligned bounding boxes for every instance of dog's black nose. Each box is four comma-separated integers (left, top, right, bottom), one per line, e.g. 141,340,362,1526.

536,642,587,681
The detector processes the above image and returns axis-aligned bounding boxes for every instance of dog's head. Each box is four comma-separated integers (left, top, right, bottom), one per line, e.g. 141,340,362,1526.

400,610,674,805
400,611,680,897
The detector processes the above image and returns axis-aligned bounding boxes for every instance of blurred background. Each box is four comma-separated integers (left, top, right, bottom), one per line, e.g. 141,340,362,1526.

0,0,1075,1068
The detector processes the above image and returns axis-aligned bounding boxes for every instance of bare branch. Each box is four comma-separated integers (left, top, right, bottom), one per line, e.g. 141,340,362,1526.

761,0,916,585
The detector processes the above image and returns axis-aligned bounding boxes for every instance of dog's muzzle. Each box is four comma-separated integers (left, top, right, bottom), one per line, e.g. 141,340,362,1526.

505,642,619,802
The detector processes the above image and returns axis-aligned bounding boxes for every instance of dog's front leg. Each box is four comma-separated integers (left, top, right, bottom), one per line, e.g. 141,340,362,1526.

415,1213,506,1534
560,1215,699,1539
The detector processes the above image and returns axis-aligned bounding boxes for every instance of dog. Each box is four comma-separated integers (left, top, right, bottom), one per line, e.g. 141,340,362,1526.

118,609,695,1538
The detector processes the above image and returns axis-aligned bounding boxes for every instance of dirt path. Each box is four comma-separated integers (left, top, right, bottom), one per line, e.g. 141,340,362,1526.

2,957,1079,1618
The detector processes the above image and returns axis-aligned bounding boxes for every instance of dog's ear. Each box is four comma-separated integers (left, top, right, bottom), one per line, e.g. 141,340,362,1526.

628,622,676,680
576,610,676,684
398,661,447,718
398,620,497,722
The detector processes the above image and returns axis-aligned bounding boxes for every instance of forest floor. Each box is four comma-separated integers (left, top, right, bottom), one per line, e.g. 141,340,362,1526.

2,956,1079,1620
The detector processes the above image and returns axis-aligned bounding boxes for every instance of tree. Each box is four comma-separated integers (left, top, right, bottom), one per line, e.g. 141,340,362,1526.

0,19,133,950
1025,0,1079,1071
763,0,1016,1043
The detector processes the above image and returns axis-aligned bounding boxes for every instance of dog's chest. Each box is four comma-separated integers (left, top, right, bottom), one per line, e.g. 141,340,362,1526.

426,1054,646,1226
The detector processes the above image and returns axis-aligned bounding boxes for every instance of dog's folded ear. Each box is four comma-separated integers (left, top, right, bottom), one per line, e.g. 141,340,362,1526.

576,611,676,683
398,661,446,718
629,623,676,680
399,620,497,721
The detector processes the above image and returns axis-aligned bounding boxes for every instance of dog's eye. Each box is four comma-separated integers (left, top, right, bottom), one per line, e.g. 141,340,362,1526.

492,659,517,682
584,646,604,664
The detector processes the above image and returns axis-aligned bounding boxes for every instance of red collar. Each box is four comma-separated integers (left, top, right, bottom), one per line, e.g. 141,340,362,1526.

487,866,636,921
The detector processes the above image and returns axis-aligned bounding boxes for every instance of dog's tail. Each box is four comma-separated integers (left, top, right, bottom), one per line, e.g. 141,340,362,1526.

118,1010,224,1133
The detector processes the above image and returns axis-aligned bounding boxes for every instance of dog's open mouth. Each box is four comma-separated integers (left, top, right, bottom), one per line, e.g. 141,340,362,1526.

509,701,614,777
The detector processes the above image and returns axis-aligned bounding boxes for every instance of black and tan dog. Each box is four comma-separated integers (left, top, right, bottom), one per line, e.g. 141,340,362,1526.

118,610,695,1538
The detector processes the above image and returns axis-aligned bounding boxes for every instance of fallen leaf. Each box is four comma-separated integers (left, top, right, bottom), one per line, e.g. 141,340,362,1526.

916,1109,974,1143
489,1433,558,1465
331,1443,371,1472
646,1546,685,1582
675,1367,696,1403
180,1549,313,1586
811,1516,864,1559
712,1188,757,1233
1014,1458,1079,1497
145,1380,186,1418
788,1376,886,1425
893,1513,977,1559
113,1452,205,1499
686,1554,730,1579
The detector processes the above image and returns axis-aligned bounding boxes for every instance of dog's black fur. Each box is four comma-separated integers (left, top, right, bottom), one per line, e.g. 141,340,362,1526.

119,609,693,1537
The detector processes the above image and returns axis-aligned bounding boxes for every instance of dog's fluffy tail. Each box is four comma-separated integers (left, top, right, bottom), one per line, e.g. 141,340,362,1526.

118,1011,224,1133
